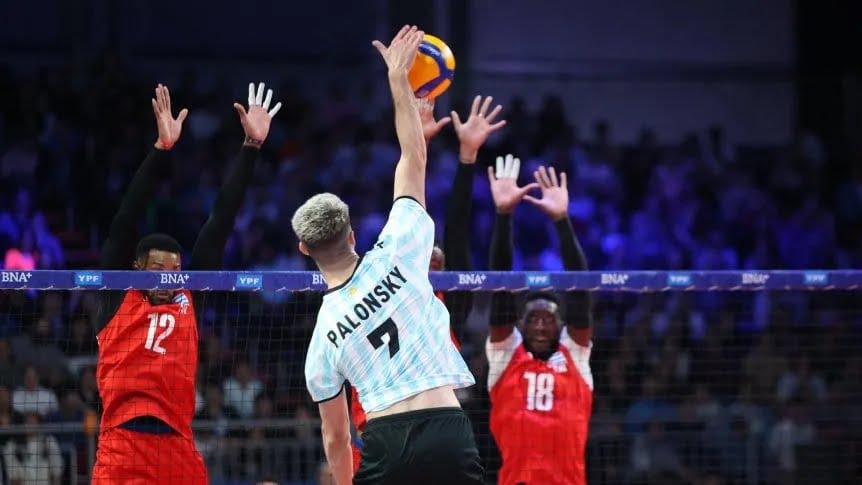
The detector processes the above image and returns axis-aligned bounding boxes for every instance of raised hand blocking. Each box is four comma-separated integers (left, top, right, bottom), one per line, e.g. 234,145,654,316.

487,154,540,215
151,84,188,150
524,166,570,221
233,82,282,147
452,95,507,163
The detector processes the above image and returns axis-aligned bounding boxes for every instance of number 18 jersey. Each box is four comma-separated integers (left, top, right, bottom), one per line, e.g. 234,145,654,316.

97,289,198,439
305,197,475,412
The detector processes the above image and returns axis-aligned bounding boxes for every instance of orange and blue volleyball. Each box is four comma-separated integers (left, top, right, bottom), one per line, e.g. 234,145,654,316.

408,34,456,99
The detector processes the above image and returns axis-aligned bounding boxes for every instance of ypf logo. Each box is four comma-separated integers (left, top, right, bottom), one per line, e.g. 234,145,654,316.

526,273,550,287
601,273,629,285
160,273,190,285
667,273,692,287
741,273,769,285
458,273,487,285
75,271,103,286
235,274,262,289
804,272,828,286
1,271,32,283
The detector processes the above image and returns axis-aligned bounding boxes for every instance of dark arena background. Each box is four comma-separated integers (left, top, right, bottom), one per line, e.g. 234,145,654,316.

1,1,861,484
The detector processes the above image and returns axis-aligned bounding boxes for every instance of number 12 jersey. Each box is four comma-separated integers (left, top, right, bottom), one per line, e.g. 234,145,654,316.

97,289,198,439
304,197,474,412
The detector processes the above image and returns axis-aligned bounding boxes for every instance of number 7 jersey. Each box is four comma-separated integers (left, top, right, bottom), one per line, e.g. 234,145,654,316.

96,289,198,439
304,197,475,412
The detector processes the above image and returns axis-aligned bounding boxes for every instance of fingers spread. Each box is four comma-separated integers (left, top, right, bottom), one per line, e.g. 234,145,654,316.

489,120,507,132
470,95,481,117
164,85,172,110
560,171,568,189
268,102,283,118
247,83,255,107
263,89,273,110
485,104,502,124
450,111,462,129
511,155,521,180
487,165,497,184
548,166,559,187
495,156,504,179
233,103,248,119
177,108,188,123
480,96,493,117
436,117,452,129
255,82,265,105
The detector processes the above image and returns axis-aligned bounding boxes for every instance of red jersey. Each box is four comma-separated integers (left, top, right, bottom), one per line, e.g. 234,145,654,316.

487,329,593,485
97,290,198,439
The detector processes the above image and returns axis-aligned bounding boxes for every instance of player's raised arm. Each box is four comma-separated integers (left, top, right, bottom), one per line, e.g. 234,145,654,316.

188,83,281,270
444,95,507,269
373,25,428,206
486,154,538,341
101,84,187,269
524,166,594,345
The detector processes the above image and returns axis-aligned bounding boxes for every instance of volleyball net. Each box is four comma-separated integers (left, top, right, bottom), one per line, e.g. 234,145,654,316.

0,269,859,484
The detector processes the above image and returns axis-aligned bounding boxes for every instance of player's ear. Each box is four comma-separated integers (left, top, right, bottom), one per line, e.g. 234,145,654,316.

298,241,311,257
347,230,356,248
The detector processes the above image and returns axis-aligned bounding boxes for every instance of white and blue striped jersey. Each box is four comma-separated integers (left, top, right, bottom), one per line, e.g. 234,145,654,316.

304,197,475,412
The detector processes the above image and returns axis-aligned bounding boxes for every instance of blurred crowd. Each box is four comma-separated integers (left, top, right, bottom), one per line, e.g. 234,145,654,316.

1,58,861,484
2,60,862,274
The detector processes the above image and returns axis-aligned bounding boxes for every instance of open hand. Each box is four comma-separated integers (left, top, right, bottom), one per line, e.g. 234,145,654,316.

452,95,506,163
372,25,424,73
417,98,451,142
151,84,188,150
233,82,282,147
524,166,569,221
487,154,539,214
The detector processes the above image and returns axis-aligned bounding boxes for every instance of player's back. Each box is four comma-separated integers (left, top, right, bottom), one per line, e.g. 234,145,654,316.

308,236,474,414
97,289,198,438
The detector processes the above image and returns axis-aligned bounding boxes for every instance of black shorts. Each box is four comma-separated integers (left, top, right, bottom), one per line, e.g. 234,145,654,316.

354,407,484,485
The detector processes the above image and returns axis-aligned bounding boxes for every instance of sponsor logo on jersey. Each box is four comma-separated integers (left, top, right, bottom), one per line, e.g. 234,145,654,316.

804,272,828,286
667,273,692,287
235,274,262,289
526,273,550,287
159,273,190,285
0,271,32,283
458,273,487,286
601,273,629,285
173,292,191,314
741,273,769,285
75,271,103,286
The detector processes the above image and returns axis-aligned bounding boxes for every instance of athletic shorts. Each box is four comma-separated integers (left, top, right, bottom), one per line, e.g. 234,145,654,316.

92,427,207,485
353,407,484,485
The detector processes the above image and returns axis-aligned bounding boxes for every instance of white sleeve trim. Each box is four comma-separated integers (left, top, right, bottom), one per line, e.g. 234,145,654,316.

486,328,522,390
560,329,594,391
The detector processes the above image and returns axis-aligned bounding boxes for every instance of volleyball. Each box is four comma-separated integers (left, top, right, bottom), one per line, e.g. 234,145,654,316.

408,34,456,99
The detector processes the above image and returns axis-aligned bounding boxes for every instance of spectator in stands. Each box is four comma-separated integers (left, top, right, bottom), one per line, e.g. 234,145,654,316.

2,412,64,485
76,366,99,411
45,390,87,450
12,366,58,416
223,359,263,419
60,315,97,357
10,317,68,388
769,400,816,483
0,385,15,429
777,355,828,404
30,213,63,269
0,339,21,388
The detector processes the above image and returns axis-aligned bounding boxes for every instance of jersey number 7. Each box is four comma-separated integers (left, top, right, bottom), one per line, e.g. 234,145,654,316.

367,318,400,358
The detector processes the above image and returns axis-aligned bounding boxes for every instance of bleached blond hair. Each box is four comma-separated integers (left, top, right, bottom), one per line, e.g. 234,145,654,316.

291,193,351,251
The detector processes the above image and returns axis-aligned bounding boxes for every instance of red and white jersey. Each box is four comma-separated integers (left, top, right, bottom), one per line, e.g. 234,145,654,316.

487,328,593,485
97,290,198,439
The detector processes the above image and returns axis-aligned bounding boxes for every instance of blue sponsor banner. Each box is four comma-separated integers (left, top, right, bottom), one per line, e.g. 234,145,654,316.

525,273,550,288
235,273,263,290
667,273,692,287
74,271,103,287
0,270,860,291
803,272,829,286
